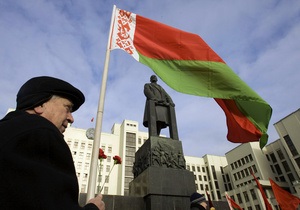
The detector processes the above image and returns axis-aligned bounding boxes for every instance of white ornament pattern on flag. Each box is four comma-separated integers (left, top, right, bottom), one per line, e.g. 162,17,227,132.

111,8,139,61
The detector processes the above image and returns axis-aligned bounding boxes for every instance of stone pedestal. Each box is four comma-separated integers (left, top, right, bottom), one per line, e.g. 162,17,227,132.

129,136,196,210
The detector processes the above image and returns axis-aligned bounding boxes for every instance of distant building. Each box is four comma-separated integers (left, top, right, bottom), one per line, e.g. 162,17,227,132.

5,108,300,209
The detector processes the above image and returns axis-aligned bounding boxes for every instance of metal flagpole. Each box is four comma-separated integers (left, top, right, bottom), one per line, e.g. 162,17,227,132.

86,5,117,201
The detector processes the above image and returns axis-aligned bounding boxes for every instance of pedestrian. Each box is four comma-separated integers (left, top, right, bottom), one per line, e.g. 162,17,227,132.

190,192,208,210
0,76,105,210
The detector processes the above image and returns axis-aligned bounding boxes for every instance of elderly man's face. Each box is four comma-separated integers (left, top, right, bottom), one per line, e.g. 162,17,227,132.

39,96,74,133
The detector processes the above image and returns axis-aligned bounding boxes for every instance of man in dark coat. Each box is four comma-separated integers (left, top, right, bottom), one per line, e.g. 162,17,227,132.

0,76,105,210
143,75,175,136
190,192,208,210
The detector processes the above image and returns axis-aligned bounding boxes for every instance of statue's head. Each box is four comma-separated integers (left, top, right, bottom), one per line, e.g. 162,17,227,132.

150,75,157,83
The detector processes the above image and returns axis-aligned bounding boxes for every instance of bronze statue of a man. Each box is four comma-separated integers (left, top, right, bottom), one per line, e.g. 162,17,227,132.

143,75,178,139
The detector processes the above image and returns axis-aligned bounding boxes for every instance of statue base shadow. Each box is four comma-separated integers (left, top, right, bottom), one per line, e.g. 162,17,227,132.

129,136,196,210
79,136,230,209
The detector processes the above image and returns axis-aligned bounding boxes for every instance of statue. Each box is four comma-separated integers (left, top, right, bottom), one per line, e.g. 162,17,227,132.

143,75,179,140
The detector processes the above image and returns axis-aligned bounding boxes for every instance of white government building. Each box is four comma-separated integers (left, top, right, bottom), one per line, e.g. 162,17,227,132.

9,107,299,210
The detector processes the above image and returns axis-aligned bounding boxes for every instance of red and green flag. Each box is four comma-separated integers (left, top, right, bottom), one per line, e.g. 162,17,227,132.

251,171,273,210
225,193,242,210
270,178,300,210
110,7,272,148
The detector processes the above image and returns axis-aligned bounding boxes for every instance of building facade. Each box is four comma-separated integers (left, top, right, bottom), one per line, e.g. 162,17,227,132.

62,109,300,209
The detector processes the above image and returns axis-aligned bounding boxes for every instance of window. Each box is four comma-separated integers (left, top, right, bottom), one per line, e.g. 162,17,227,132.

295,157,300,169
287,173,295,182
250,189,257,200
274,164,282,175
277,149,285,160
270,153,277,163
211,166,217,179
104,187,108,194
215,181,219,189
126,132,136,146
108,146,112,153
255,205,261,210
236,193,242,203
284,135,298,156
248,154,253,161
282,161,291,172
126,147,135,156
107,156,111,162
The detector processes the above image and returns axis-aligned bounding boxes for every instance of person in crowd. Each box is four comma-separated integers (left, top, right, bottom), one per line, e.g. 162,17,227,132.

190,192,208,210
0,76,105,210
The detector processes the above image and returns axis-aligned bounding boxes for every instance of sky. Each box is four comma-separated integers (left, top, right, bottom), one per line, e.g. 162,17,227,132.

1,0,300,157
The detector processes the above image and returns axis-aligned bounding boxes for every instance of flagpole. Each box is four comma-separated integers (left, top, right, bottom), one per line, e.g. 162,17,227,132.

86,5,116,201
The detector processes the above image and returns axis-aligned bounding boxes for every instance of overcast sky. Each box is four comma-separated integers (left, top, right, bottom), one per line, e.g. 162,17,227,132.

1,0,300,157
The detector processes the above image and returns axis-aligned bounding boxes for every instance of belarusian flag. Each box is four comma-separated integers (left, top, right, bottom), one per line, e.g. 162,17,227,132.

270,178,300,210
225,193,243,210
110,7,272,148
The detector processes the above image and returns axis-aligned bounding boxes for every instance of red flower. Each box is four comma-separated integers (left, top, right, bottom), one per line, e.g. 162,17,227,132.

98,148,107,160
113,155,122,164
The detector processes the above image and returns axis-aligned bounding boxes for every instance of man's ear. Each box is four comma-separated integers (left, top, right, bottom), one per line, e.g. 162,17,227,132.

33,105,44,114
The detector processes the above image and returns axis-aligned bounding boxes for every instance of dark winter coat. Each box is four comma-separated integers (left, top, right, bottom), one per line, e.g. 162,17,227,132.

0,110,98,210
190,202,207,210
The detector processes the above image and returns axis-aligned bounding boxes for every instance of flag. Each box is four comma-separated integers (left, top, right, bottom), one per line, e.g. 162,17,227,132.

270,178,300,210
206,191,214,209
225,193,242,210
110,7,272,148
251,171,272,210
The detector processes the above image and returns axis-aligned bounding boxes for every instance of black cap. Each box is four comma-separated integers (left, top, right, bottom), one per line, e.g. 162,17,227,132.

16,76,85,112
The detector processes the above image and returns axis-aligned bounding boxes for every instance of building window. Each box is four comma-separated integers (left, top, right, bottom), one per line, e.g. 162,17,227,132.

255,205,261,210
282,161,291,172
104,187,108,194
248,154,253,161
215,181,219,189
277,149,285,160
126,132,136,146
270,153,277,163
108,146,112,153
250,189,257,200
274,164,282,175
236,193,242,203
284,135,298,157
295,157,300,169
287,173,295,183
107,156,111,162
